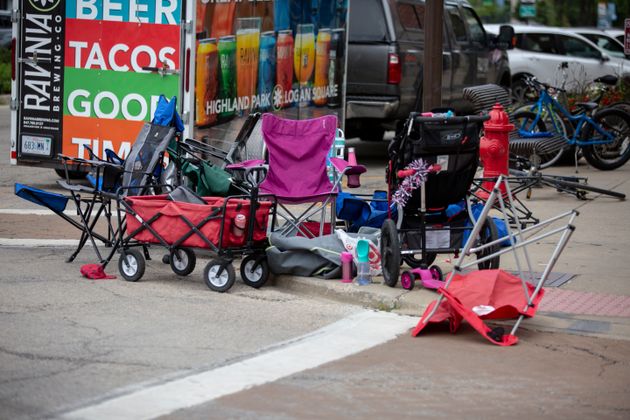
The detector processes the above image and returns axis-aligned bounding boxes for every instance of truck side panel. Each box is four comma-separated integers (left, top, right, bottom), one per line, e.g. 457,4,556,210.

13,0,182,168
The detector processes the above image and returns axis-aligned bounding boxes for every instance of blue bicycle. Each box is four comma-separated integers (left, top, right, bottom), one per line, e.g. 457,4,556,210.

513,76,630,170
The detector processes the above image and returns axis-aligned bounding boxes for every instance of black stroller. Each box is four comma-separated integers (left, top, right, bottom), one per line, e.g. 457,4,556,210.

381,113,501,289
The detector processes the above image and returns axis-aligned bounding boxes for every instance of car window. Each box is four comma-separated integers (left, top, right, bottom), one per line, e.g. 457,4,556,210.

581,33,624,54
0,13,11,29
398,4,421,31
461,7,486,45
348,0,388,42
516,33,558,54
557,35,601,59
446,6,467,44
414,5,425,29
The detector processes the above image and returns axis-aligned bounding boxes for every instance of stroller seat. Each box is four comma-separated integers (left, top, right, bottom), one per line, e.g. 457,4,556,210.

381,113,499,287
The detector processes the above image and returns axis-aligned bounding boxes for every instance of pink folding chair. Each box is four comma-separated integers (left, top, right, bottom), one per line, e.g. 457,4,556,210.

259,113,364,237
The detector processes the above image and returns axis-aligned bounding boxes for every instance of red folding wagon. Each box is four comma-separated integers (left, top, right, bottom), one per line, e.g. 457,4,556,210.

114,180,276,292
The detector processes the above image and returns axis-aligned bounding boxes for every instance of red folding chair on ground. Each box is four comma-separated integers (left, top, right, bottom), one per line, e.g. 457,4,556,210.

412,176,578,346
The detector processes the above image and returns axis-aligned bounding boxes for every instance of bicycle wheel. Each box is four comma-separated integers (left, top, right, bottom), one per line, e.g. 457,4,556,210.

609,101,630,116
513,110,568,169
541,176,626,200
582,107,630,170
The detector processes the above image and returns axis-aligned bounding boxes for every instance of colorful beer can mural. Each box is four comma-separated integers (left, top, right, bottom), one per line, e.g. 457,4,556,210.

194,0,349,138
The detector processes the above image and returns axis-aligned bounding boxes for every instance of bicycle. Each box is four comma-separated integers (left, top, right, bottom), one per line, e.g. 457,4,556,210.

508,155,626,201
513,75,630,170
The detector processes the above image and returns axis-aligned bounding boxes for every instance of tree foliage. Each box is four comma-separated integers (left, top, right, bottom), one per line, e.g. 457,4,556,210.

0,47,9,94
471,0,630,28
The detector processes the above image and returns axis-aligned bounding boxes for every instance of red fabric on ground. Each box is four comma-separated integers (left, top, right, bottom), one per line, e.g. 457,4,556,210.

412,269,544,346
80,264,116,280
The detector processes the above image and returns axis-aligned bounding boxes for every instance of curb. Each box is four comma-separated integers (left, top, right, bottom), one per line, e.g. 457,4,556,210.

521,313,630,342
271,274,442,314
270,274,630,342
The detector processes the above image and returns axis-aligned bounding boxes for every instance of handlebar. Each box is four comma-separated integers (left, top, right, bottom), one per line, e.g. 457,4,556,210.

524,75,566,93
409,114,490,124
397,164,442,179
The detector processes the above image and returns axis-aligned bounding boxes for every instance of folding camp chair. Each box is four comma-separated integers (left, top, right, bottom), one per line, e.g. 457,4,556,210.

412,176,578,346
258,113,364,238
166,113,268,197
15,96,180,264
170,113,264,169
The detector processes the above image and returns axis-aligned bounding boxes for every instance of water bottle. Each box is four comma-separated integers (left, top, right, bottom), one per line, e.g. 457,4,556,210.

356,261,371,285
340,252,353,283
347,147,357,166
355,239,371,285
327,129,346,181
232,213,247,237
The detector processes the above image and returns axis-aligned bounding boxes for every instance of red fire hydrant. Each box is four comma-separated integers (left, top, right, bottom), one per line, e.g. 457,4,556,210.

478,103,513,199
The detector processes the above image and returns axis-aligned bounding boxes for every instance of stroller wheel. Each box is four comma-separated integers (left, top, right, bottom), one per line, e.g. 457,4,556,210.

170,248,197,276
381,219,401,287
204,260,236,293
477,217,500,270
402,253,437,268
118,249,145,282
400,271,415,291
240,255,270,289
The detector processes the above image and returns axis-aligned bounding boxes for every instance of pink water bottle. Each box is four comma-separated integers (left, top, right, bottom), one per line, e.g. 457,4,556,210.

233,213,247,237
347,147,357,166
341,252,354,283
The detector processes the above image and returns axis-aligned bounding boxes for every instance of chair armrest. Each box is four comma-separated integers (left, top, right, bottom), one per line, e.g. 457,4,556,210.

226,160,268,188
330,157,367,188
57,154,124,171
226,159,266,169
330,157,366,175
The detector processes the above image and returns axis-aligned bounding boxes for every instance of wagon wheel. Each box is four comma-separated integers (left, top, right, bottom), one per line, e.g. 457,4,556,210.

170,247,196,276
240,255,270,289
203,260,236,293
381,219,401,287
118,248,145,282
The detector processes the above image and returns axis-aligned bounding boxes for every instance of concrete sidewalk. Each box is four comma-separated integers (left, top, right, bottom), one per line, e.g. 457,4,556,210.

271,161,630,341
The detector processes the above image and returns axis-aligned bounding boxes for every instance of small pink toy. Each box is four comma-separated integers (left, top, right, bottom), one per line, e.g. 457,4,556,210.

399,265,444,291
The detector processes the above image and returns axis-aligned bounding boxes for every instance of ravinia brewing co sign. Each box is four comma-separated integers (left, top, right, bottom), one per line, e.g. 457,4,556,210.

18,0,64,158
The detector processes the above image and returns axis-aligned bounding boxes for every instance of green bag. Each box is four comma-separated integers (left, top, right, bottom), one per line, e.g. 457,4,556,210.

182,160,231,196
199,161,231,196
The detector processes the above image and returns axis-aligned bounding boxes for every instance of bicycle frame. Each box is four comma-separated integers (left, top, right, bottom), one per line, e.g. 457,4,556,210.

520,88,614,147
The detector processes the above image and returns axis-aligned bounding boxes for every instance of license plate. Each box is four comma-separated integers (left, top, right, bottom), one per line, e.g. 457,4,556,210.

21,135,52,157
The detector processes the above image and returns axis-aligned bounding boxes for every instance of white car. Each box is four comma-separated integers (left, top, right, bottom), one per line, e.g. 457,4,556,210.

604,29,625,45
485,24,630,102
571,28,629,59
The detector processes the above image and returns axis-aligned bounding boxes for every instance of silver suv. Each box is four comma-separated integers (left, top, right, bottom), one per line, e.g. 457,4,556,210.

345,0,512,141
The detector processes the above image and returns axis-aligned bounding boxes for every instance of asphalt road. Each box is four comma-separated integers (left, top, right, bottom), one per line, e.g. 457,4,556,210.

1,106,630,419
